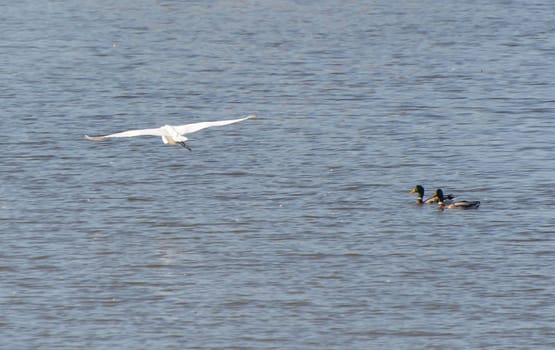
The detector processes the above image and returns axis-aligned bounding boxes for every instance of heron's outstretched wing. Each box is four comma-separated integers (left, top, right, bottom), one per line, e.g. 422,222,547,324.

85,127,164,141
173,114,255,135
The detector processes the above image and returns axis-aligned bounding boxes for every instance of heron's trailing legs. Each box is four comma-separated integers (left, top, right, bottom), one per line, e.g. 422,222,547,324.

178,142,192,151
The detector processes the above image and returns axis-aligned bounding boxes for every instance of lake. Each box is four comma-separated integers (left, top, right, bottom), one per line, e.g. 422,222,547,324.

1,1,555,349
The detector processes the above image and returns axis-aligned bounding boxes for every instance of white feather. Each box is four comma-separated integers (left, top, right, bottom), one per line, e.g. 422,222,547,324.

85,114,255,146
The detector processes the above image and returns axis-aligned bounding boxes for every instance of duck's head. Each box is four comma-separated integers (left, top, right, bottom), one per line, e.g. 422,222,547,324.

433,188,445,202
409,185,425,203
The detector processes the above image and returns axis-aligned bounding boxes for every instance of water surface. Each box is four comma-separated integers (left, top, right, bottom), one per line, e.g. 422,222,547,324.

1,1,555,349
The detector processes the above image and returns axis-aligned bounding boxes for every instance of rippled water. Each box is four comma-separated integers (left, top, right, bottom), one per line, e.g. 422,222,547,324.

2,1,555,349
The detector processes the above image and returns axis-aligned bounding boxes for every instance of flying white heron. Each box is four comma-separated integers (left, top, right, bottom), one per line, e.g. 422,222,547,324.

85,114,255,150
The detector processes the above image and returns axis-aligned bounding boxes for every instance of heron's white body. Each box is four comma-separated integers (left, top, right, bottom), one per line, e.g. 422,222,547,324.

85,115,255,146
159,125,187,144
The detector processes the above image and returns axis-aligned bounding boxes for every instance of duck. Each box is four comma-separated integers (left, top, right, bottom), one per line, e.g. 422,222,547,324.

433,188,480,210
409,185,454,204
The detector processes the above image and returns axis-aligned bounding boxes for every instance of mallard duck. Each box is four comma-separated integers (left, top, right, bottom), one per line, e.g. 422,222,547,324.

433,188,480,210
409,185,454,204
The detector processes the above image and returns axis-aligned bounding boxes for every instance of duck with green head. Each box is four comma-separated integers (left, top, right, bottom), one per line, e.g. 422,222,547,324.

433,188,480,210
409,185,454,204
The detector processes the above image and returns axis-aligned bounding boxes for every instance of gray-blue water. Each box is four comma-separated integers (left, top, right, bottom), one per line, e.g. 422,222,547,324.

2,1,555,349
